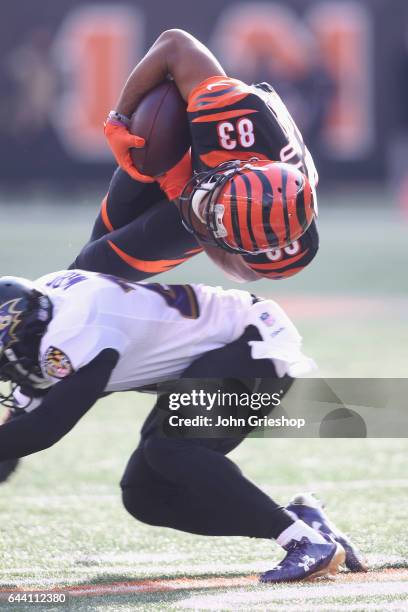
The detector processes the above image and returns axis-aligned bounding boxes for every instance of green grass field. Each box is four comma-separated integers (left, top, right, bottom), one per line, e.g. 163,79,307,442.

0,190,407,610
0,400,407,611
2,189,408,377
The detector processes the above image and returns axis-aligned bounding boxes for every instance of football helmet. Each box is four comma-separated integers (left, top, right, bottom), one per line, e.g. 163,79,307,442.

178,159,316,254
0,276,53,408
286,492,368,572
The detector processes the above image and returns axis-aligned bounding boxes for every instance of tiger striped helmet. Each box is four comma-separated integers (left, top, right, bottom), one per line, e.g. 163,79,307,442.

179,160,316,254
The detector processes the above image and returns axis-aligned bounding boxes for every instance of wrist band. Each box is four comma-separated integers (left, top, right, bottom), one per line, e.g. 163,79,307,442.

107,110,130,127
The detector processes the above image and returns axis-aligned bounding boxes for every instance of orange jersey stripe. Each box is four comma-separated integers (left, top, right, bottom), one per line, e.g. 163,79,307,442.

192,109,258,123
188,75,227,102
199,150,269,169
101,195,114,232
108,241,191,273
188,76,252,112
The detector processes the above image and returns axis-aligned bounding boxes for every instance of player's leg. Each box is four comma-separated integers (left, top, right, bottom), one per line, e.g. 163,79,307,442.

195,326,364,571
121,396,344,582
71,169,202,281
87,167,165,242
121,327,345,581
121,328,293,538
121,403,293,538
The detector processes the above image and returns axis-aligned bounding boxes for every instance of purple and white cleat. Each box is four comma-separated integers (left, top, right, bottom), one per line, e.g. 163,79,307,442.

260,535,345,583
286,492,368,572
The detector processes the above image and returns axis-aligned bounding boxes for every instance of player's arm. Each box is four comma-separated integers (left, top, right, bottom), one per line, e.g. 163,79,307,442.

0,349,118,461
105,30,225,190
116,29,225,116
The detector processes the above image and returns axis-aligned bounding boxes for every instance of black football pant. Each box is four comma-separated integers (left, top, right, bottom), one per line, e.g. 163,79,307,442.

120,327,295,539
70,168,201,280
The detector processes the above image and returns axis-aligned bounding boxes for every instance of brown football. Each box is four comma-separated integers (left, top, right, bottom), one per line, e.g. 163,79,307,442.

129,80,191,176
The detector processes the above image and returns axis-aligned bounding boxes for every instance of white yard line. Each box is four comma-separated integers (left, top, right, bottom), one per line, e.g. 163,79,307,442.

178,601,408,612
1,554,407,586
2,567,408,594
176,581,408,610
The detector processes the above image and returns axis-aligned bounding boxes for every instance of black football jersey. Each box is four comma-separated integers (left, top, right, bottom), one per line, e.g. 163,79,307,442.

187,76,319,279
187,76,318,191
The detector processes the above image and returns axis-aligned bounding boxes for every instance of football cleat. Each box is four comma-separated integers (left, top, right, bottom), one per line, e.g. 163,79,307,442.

286,492,368,572
260,535,345,583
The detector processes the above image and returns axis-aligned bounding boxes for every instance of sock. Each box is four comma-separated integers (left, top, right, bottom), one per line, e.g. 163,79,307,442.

276,519,327,547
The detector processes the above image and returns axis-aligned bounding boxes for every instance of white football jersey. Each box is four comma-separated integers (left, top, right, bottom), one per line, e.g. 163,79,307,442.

34,270,255,392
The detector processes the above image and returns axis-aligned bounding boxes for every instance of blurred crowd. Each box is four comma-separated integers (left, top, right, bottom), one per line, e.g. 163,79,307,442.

0,0,406,192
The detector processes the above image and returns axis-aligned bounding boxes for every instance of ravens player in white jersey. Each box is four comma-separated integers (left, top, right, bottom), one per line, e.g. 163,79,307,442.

72,29,319,284
0,271,366,582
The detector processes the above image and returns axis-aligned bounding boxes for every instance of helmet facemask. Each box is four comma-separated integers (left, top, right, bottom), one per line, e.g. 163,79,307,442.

179,161,246,253
0,286,53,409
0,347,52,409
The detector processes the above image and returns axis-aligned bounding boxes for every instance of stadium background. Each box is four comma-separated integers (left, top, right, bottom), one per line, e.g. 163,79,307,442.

0,1,407,610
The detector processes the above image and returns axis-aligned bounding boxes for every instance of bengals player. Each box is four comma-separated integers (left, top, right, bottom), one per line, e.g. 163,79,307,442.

71,29,319,282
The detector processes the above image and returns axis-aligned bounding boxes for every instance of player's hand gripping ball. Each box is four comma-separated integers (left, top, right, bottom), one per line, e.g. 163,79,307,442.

105,81,192,198
104,118,153,183
129,80,191,177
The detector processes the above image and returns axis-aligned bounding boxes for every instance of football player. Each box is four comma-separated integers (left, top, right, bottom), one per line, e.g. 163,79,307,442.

71,29,319,283
0,270,358,584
